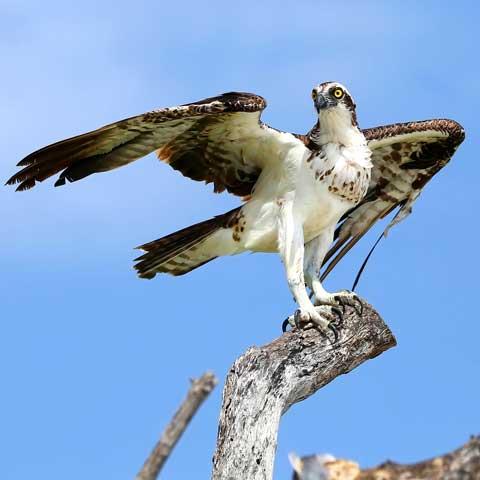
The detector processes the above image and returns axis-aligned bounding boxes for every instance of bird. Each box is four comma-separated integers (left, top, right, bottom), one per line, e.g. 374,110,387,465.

6,82,465,334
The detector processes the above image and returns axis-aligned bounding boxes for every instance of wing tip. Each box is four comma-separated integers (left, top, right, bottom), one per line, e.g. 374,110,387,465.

54,177,66,187
5,175,36,191
133,258,157,279
434,118,465,144
17,156,36,167
6,172,67,191
16,180,36,191
136,271,156,280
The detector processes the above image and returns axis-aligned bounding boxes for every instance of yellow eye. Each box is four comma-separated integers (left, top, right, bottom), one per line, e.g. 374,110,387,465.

333,88,344,99
312,90,317,100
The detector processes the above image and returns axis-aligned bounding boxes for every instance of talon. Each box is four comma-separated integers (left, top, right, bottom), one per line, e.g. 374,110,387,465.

332,307,344,329
290,309,306,329
331,305,343,318
325,305,343,328
282,312,298,332
327,322,339,344
334,291,363,317
347,294,363,316
284,305,345,339
334,295,344,305
332,296,346,314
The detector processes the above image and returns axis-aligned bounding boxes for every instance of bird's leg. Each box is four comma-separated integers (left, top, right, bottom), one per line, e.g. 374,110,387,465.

304,231,363,317
278,194,341,338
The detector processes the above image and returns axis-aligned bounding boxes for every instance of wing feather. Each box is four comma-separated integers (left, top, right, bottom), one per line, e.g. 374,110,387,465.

7,92,299,195
321,118,465,280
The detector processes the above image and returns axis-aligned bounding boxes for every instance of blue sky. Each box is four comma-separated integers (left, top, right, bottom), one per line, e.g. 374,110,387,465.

1,1,479,478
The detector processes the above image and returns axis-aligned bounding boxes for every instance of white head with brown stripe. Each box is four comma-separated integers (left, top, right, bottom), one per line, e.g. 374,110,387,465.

310,81,364,147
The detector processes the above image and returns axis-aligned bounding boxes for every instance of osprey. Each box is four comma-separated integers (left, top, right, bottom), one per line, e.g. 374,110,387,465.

6,82,465,334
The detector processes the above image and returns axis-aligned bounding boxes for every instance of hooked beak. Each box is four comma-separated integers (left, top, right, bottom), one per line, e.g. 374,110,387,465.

314,93,329,112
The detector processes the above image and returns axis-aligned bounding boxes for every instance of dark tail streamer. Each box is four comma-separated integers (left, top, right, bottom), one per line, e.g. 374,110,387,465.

351,231,384,291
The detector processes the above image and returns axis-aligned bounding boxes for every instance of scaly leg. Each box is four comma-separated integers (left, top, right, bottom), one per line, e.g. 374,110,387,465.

278,194,340,335
304,230,363,316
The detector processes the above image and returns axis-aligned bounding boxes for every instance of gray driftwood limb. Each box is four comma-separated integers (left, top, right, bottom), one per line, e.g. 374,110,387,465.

136,371,218,480
289,435,480,479
211,299,396,480
359,435,480,480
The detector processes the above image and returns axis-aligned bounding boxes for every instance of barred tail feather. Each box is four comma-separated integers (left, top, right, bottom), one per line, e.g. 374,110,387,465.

134,207,240,278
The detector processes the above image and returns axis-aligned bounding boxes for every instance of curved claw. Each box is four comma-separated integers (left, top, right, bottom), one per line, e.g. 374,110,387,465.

331,305,343,317
330,299,346,314
348,295,363,316
328,305,344,328
327,322,339,344
282,305,346,341
334,292,363,317
334,296,349,315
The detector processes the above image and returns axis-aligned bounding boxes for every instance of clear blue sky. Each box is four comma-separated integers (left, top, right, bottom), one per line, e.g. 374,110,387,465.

1,1,479,478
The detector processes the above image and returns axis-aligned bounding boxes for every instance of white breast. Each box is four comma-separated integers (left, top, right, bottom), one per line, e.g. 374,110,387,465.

234,139,371,252
297,143,372,241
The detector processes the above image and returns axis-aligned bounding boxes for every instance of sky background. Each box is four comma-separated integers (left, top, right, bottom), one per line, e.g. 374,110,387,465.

1,1,479,478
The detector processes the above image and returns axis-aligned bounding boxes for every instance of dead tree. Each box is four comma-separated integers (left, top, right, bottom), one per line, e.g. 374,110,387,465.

288,436,480,479
136,299,477,479
212,299,396,479
136,372,218,480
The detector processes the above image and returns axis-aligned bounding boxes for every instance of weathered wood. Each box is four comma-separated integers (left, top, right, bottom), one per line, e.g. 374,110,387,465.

136,372,217,480
212,300,396,480
289,436,480,479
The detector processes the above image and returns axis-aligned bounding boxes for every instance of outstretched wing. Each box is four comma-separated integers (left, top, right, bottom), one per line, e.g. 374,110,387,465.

321,118,465,280
7,92,302,196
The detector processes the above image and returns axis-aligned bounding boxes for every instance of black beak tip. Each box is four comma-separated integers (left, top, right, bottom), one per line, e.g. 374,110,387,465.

314,94,328,112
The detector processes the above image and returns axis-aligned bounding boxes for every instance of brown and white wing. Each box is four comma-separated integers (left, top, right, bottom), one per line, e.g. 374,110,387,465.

7,92,301,196
321,118,465,280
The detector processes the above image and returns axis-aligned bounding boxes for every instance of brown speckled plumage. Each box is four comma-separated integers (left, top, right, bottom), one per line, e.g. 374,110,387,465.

310,149,370,204
321,118,465,279
6,92,267,195
134,207,242,278
6,91,465,282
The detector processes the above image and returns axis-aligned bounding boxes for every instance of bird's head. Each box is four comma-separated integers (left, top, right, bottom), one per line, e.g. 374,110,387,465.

311,81,358,128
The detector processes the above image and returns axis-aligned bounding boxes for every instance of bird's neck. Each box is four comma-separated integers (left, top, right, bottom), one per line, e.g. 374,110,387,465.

309,109,365,148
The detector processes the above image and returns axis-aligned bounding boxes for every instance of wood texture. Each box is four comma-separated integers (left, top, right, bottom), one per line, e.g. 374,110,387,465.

290,436,480,479
211,299,396,480
135,372,217,480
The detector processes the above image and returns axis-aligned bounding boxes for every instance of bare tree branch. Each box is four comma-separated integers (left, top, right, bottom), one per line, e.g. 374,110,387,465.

136,371,218,480
289,435,480,479
212,299,396,480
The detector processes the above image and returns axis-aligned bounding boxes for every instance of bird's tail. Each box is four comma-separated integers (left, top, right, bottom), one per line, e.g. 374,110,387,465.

134,207,241,278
